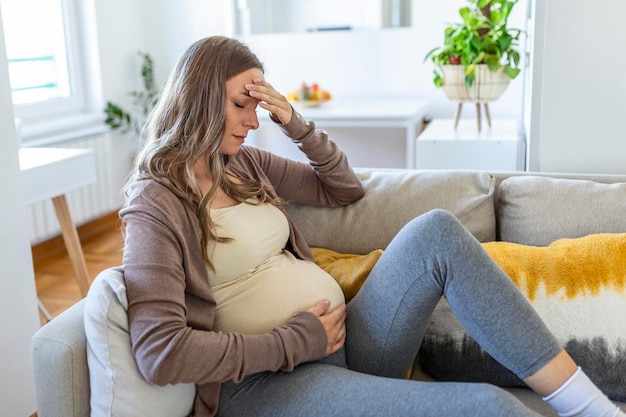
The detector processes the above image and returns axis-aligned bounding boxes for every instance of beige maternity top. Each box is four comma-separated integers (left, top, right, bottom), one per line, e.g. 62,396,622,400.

208,201,345,334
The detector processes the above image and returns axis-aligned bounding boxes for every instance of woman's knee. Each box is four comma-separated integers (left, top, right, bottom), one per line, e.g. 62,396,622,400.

473,383,535,415
399,209,466,246
404,209,460,232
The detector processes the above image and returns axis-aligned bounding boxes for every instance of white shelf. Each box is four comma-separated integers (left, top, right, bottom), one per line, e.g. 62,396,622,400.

19,147,97,205
416,119,521,171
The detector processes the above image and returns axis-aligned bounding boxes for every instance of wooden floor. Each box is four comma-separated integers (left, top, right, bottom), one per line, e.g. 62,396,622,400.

34,214,124,325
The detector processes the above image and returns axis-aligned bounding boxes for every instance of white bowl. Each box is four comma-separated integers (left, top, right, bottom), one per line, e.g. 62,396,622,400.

290,99,330,108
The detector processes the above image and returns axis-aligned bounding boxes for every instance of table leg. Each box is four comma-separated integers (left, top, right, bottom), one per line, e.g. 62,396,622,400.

51,195,91,297
38,299,53,322
484,103,492,127
454,103,463,128
476,103,482,132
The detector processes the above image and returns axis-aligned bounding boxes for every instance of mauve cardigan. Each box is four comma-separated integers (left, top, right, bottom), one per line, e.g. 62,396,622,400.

120,111,365,417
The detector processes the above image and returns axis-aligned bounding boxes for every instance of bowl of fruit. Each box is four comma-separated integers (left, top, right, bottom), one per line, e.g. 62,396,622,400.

286,82,332,108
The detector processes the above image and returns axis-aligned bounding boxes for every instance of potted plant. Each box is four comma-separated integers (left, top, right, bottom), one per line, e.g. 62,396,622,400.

424,0,523,130
104,51,159,134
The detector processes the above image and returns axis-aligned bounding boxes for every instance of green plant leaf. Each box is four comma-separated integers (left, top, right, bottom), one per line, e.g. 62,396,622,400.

433,72,443,88
469,33,484,52
498,31,513,50
104,101,133,133
423,46,442,62
464,64,477,87
509,49,521,66
484,54,501,71
459,6,471,22
503,66,520,79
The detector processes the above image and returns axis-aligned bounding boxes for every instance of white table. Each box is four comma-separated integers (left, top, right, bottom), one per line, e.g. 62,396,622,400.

416,119,521,171
20,147,97,300
258,99,429,168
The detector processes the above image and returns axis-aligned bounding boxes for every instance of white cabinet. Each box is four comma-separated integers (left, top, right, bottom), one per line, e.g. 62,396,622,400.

416,119,521,171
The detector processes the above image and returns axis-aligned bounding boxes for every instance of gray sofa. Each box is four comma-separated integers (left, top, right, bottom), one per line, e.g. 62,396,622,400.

31,168,626,416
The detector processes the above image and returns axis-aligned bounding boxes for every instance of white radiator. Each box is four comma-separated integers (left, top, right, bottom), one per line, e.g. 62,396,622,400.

25,132,135,244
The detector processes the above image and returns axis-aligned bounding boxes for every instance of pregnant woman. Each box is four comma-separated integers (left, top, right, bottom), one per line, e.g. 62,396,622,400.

119,36,624,417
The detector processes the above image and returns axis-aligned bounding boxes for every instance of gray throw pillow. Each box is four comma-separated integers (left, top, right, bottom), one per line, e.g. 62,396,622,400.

498,176,626,246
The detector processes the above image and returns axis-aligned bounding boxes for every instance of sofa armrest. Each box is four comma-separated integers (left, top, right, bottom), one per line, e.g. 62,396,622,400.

31,299,90,417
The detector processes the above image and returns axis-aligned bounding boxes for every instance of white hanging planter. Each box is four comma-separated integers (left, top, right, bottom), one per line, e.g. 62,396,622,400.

439,64,511,132
441,64,511,103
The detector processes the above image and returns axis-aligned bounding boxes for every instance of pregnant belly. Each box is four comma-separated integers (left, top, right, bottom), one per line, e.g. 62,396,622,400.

211,252,345,334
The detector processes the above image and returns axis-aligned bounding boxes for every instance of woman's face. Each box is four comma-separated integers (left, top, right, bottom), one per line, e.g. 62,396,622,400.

220,67,263,155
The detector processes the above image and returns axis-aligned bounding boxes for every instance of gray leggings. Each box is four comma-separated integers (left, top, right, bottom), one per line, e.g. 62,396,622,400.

217,209,562,417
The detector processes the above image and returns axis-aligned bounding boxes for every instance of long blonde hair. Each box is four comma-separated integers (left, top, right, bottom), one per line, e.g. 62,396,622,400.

125,36,281,265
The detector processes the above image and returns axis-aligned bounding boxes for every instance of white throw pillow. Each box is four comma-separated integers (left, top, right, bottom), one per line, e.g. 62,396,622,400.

84,266,196,417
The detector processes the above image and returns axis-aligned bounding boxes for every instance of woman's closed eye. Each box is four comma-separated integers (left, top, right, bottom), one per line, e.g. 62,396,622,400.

233,100,258,110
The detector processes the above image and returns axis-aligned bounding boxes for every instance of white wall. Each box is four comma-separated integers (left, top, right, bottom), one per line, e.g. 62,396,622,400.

141,0,227,75
94,0,149,120
0,7,42,416
526,0,626,174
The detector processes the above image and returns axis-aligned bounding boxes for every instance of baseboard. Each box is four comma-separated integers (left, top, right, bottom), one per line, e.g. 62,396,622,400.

31,210,121,264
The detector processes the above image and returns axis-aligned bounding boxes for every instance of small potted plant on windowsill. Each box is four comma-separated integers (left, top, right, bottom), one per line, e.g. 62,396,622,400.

424,0,523,130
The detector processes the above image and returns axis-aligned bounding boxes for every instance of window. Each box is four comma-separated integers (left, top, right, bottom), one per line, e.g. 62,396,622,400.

2,0,71,104
1,0,102,142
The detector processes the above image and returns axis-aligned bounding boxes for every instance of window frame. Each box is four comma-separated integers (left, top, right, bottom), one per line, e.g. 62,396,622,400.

2,0,105,144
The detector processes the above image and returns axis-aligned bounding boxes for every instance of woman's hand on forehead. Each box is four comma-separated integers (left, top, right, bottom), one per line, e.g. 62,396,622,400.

246,79,293,125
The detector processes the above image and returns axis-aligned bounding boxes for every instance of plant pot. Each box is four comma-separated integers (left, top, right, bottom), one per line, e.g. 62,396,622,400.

448,56,462,65
440,64,510,102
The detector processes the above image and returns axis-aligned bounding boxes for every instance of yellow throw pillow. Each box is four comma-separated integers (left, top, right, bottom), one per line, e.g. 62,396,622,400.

420,233,626,402
483,233,626,302
311,247,383,302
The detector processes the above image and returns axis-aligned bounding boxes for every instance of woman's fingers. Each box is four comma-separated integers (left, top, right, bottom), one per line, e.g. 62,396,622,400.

245,79,293,124
320,303,347,356
306,299,332,317
304,300,347,356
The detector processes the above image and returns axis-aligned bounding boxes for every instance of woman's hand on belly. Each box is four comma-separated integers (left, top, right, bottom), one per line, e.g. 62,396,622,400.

306,299,346,357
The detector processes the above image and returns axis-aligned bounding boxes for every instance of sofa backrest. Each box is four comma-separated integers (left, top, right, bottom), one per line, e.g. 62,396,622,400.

286,169,626,253
285,169,497,253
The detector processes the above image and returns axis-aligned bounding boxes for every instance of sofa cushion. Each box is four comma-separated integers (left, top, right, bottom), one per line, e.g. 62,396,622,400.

310,247,383,302
498,176,626,246
84,267,196,417
419,233,626,402
287,170,496,254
